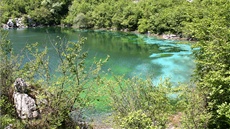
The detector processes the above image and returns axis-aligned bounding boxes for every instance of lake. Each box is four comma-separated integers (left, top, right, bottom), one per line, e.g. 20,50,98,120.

5,27,196,118
7,27,194,85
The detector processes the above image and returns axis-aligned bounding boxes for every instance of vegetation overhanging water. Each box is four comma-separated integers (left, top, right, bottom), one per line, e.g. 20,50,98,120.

6,27,195,114
1,0,229,128
7,27,194,85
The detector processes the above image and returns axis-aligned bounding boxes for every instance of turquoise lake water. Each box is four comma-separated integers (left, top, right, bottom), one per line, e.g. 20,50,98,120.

7,27,194,85
5,27,195,115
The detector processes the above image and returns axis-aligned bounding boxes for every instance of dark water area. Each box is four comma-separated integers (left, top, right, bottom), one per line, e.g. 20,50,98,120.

6,27,195,86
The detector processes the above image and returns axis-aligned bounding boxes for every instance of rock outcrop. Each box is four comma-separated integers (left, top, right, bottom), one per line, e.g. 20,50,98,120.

13,78,39,119
15,18,28,28
162,34,178,40
6,19,14,28
3,17,29,29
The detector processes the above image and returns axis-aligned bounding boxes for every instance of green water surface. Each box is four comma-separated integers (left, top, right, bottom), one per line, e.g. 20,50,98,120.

7,27,195,113
7,27,194,83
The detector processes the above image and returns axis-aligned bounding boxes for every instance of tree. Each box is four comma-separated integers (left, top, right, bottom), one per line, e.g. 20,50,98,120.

0,0,71,26
185,0,230,128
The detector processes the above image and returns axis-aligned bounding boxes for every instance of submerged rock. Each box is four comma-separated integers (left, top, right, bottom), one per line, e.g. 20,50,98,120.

13,78,39,119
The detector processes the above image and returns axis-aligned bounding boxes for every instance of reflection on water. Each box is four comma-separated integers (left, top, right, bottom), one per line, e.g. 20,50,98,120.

145,37,194,84
7,27,195,85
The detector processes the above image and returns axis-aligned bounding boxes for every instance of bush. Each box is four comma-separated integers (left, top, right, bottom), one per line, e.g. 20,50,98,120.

120,110,153,129
177,85,211,129
105,76,175,128
0,30,108,128
73,13,88,28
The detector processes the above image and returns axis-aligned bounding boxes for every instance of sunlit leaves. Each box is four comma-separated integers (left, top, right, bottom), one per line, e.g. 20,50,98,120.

106,76,175,128
190,0,230,128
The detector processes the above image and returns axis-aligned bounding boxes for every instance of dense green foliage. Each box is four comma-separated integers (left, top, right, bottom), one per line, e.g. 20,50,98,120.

0,0,228,36
188,1,230,128
1,29,208,128
105,77,175,128
63,0,190,34
0,0,71,25
1,0,230,128
0,29,24,128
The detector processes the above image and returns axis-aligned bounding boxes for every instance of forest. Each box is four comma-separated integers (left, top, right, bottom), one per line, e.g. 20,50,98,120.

1,0,230,128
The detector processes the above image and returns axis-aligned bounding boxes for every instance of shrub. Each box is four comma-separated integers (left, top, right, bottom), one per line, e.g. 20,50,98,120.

0,30,108,128
105,76,175,128
120,110,153,129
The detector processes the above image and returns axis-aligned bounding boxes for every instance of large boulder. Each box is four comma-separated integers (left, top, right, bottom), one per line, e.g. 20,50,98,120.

13,78,39,119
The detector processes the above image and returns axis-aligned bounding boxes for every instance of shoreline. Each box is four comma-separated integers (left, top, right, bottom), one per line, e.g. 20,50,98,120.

70,27,195,43
1,25,195,43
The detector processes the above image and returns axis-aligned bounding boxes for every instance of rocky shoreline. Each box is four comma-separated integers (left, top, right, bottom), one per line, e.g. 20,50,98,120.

2,16,36,29
1,19,194,42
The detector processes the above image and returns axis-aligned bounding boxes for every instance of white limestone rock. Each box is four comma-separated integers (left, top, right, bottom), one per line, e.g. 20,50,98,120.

13,78,39,119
